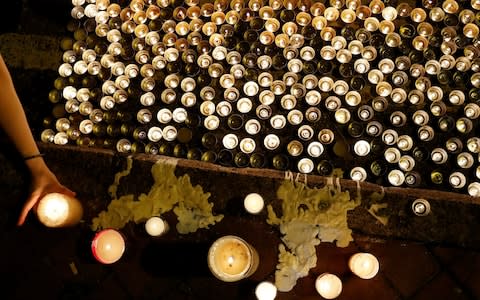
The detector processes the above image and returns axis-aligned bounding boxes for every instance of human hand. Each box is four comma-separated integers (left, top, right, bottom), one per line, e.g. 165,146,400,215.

17,168,76,226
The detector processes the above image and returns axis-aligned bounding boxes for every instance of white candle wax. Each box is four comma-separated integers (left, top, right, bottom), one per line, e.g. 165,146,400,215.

315,273,342,299
244,193,264,214
91,229,125,264
145,216,168,236
36,193,83,227
348,252,379,279
255,281,277,300
207,235,259,282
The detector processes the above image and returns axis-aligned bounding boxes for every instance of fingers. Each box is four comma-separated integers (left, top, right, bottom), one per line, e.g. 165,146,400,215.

17,194,40,226
61,185,77,197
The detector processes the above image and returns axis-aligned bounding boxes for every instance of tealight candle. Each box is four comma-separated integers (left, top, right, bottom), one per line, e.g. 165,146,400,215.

207,235,259,282
348,252,380,279
315,273,342,299
91,229,125,264
36,193,83,227
255,281,277,300
145,216,169,236
244,193,264,214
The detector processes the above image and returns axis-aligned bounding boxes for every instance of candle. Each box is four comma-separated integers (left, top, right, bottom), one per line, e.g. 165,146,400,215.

315,273,342,299
36,193,83,227
91,229,125,264
145,216,168,236
244,193,264,214
255,281,277,300
411,198,431,216
348,252,380,279
207,235,259,282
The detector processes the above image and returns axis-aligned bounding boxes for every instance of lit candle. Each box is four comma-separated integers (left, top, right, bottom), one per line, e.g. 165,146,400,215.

36,193,83,227
244,193,265,214
255,281,277,300
348,252,380,279
91,229,125,264
207,235,259,282
315,273,343,299
145,216,169,236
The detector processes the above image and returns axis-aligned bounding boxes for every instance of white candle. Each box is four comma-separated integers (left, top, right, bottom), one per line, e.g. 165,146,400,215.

348,252,380,279
207,235,259,282
255,281,277,300
145,216,168,236
36,193,83,227
244,193,264,214
91,229,125,264
315,273,342,299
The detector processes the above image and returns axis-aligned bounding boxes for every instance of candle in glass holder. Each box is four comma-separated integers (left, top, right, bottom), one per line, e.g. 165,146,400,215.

145,216,169,236
348,252,379,279
91,229,125,264
36,193,83,227
315,273,342,299
244,193,264,214
207,235,259,282
255,281,277,300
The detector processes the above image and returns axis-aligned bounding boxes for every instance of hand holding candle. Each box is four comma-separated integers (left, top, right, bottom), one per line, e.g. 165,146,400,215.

36,192,83,227
207,235,259,282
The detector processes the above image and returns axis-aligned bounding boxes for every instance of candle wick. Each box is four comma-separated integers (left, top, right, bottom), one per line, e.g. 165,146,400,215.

227,255,235,267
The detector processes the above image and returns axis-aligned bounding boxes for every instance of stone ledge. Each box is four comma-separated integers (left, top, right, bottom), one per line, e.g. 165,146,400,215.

29,143,480,250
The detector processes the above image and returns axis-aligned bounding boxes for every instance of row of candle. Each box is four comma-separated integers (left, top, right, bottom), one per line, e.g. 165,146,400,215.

35,192,380,299
92,226,379,300
89,225,379,300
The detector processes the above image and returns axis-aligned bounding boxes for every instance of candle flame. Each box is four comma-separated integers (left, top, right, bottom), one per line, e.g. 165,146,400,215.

227,255,235,267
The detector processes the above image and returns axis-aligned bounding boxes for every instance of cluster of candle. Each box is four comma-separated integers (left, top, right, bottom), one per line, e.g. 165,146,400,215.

39,187,374,299
315,252,380,299
90,216,169,264
206,237,379,299
42,0,480,196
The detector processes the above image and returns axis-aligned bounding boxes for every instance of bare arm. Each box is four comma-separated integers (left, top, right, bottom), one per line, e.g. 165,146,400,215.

0,54,75,225
0,55,40,158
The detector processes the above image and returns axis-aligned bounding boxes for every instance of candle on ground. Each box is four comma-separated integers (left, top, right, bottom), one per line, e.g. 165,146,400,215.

36,193,83,227
207,235,259,282
91,229,125,264
315,273,342,299
244,193,264,214
255,281,277,300
145,216,168,236
348,252,380,279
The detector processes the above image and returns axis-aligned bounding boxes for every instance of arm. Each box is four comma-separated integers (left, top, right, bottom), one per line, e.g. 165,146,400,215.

0,54,75,225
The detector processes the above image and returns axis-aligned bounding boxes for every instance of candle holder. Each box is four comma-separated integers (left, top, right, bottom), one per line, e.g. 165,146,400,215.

315,273,343,299
91,229,126,264
244,193,264,214
36,192,83,228
255,281,277,300
348,252,380,279
412,199,431,216
145,216,169,237
207,235,259,282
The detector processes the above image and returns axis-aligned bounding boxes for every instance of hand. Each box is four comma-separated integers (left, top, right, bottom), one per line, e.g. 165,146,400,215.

17,168,76,226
